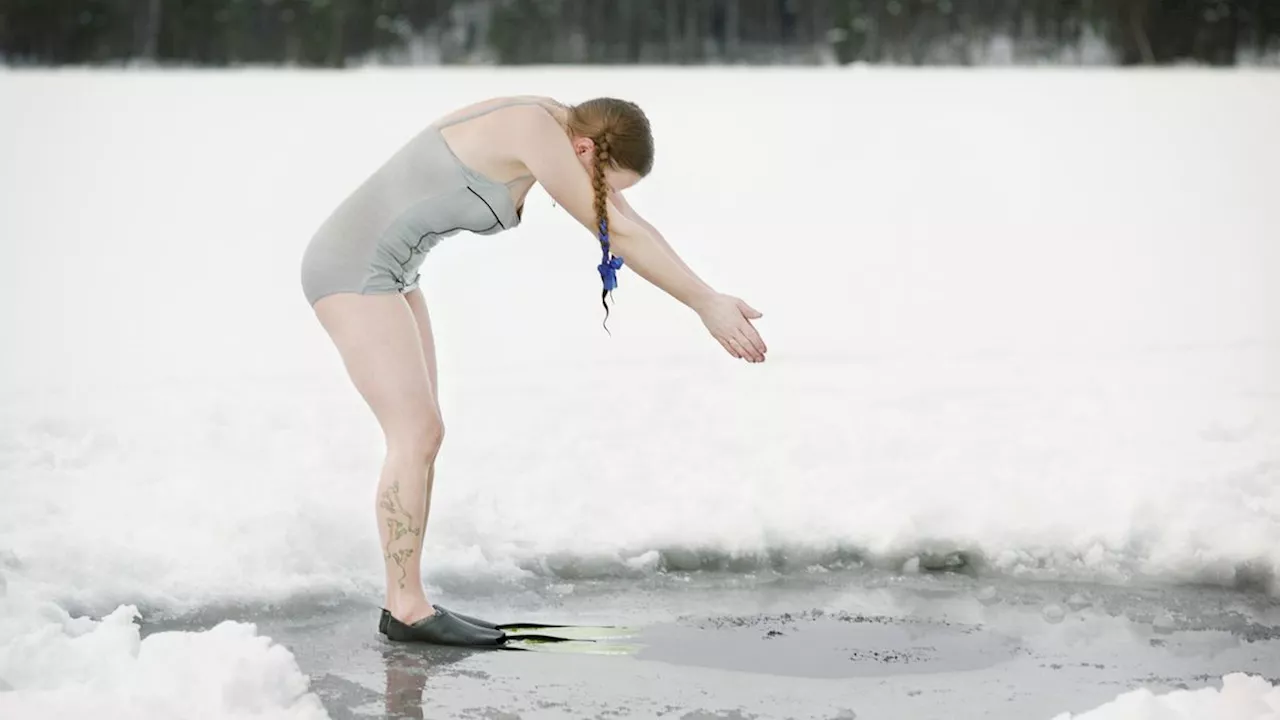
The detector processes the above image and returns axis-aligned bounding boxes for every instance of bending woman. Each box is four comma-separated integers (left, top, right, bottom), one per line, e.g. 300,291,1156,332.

299,96,767,646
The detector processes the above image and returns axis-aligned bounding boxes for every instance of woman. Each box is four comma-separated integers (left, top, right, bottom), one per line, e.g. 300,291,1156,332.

300,96,767,646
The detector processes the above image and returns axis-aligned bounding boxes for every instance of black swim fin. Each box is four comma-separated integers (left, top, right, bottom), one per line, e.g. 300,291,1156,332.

379,606,506,647
433,604,502,630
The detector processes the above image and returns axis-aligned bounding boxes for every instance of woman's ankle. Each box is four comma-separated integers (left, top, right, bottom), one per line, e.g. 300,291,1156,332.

386,596,436,624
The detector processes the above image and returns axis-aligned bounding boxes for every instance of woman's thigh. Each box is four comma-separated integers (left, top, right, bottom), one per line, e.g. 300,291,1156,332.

313,292,440,446
403,289,438,396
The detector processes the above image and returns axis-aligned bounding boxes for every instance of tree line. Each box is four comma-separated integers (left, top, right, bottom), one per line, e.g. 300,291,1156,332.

1,0,1276,67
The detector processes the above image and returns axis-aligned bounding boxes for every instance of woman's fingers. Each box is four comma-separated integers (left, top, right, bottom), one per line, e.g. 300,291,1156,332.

713,329,764,363
700,294,767,362
740,322,767,358
733,314,766,360
717,335,741,359
732,299,767,357
732,329,764,363
724,334,755,362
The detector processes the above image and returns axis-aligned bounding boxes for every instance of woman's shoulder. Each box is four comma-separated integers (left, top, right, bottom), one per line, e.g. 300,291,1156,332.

431,95,566,130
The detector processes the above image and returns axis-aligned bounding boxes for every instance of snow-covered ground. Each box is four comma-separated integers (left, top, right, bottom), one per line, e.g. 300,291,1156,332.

1,67,1277,719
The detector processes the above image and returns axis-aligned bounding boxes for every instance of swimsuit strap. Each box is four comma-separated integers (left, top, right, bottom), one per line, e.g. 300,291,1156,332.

435,98,544,201
433,98,559,131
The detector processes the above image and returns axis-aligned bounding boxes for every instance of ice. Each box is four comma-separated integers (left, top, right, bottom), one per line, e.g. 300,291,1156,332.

1042,604,1067,624
1,66,1278,718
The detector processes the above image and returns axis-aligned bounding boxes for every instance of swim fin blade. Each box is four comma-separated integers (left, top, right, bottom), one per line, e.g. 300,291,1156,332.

497,625,643,655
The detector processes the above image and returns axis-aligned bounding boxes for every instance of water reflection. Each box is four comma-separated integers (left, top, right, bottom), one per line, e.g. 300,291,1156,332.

378,643,475,720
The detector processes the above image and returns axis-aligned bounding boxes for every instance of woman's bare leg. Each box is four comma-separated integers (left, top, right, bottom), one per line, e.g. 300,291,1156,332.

404,289,439,538
313,292,441,625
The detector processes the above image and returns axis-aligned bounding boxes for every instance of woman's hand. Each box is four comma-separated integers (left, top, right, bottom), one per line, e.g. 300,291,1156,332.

693,293,768,363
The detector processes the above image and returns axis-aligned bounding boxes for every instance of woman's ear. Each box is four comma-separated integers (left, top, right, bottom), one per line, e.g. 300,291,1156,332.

571,136,595,159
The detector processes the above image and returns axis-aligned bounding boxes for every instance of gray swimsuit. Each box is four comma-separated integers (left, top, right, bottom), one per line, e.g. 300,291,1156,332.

300,100,540,306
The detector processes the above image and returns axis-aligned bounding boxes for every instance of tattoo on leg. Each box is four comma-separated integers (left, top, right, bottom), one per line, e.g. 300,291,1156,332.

379,479,423,589
388,548,414,588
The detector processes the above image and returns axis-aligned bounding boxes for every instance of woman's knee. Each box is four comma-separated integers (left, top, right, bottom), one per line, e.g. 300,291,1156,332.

387,412,445,465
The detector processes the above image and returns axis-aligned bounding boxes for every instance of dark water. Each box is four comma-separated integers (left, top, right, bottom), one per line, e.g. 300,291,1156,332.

143,569,1280,720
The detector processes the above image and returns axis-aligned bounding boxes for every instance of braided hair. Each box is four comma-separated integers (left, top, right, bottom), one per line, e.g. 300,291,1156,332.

590,132,624,332
563,97,654,333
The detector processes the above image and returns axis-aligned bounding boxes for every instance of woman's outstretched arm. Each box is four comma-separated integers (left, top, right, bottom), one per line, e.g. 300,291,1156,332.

607,189,712,291
611,191,768,362
511,106,767,363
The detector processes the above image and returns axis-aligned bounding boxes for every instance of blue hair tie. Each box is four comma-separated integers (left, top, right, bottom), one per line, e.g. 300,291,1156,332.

599,254,624,291
597,219,624,294
597,218,624,333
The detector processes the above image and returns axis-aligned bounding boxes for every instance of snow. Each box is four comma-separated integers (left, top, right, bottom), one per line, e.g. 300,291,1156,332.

1,66,1278,719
